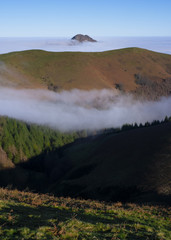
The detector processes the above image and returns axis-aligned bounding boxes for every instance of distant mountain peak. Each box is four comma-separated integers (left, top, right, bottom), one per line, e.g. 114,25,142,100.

71,34,97,42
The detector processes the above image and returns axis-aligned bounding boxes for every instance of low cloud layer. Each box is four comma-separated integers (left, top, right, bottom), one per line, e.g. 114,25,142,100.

0,88,171,132
0,37,171,54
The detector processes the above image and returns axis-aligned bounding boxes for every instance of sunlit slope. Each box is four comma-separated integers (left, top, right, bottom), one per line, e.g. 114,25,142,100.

0,188,170,240
0,48,171,98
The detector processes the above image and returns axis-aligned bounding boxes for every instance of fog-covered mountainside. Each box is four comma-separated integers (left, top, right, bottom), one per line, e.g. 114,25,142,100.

0,48,171,100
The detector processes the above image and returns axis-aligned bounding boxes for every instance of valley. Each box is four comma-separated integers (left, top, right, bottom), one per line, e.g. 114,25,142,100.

0,48,171,239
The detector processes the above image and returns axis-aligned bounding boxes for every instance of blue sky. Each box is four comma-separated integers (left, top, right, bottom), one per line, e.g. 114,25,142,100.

1,0,171,37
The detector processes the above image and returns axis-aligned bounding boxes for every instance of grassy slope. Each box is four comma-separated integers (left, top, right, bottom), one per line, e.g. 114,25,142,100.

0,188,170,240
0,48,171,97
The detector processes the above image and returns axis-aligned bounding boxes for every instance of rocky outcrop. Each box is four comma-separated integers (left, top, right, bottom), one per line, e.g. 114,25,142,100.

71,34,97,42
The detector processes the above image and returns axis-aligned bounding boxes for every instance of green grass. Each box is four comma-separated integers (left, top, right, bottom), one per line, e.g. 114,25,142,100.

0,188,170,240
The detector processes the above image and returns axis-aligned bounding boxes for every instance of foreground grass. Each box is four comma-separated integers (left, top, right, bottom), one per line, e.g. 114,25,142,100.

0,188,170,239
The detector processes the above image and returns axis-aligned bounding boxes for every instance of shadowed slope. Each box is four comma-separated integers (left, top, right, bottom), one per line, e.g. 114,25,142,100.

49,122,171,203
1,120,169,203
0,116,171,203
0,48,171,99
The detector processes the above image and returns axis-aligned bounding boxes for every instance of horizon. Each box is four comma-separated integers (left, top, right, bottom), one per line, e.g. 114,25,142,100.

1,35,171,38
0,36,171,55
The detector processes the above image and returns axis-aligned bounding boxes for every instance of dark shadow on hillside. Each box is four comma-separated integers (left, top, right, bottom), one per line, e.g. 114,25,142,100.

0,123,171,205
51,182,171,206
0,164,170,206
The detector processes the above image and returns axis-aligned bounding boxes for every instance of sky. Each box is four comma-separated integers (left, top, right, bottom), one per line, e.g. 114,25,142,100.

1,0,171,37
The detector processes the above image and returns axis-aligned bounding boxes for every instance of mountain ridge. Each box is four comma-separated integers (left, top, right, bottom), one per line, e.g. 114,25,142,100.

0,47,171,99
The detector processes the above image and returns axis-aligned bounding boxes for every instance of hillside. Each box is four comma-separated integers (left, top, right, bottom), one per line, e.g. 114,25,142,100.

0,117,170,204
46,121,171,203
0,116,83,166
0,188,170,240
0,48,171,99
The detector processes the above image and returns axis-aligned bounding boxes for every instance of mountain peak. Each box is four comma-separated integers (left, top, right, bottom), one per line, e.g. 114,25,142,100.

71,34,97,42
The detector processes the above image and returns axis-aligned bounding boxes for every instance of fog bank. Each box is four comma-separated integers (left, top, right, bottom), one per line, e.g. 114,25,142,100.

0,88,171,132
0,37,171,54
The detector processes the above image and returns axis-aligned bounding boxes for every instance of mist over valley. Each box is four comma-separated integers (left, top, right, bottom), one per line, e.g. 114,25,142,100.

1,88,171,131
